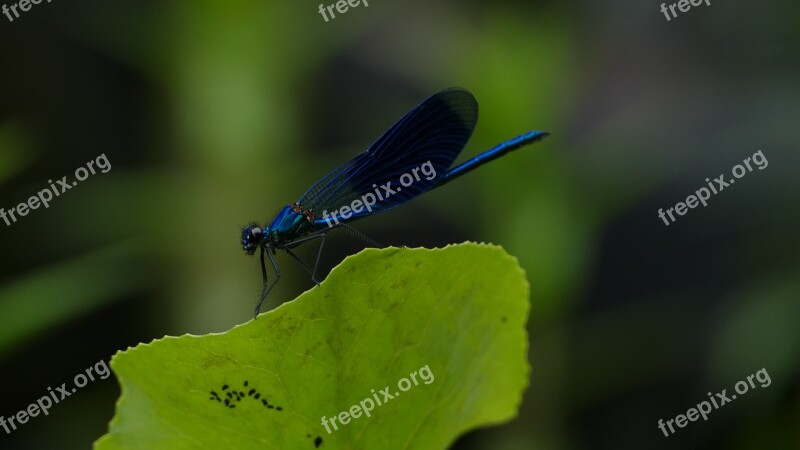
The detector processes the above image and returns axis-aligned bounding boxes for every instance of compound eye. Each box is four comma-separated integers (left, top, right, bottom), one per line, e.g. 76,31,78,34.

250,227,263,239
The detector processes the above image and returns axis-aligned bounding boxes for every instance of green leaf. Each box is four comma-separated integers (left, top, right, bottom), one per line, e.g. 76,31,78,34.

95,243,530,450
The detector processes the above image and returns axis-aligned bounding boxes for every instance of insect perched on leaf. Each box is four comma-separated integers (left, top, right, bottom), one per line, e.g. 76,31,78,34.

242,87,549,316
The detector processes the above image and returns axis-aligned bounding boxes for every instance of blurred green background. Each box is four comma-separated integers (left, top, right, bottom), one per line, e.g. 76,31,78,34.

0,0,798,449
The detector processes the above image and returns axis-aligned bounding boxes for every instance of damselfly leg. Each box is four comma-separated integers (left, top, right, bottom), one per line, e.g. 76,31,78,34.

254,245,281,317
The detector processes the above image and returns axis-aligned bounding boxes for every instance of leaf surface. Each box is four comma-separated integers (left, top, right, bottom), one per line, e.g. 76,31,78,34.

95,243,530,450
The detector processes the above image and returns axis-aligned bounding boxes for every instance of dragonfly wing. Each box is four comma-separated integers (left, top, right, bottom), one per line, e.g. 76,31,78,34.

298,88,478,224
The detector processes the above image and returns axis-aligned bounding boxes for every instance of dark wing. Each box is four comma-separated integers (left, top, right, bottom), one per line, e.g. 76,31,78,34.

297,88,478,225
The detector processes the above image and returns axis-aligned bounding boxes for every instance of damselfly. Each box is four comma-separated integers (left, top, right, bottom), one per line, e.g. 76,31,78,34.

241,88,549,316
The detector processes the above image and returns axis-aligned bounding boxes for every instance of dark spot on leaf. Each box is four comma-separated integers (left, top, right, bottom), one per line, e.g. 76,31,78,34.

262,399,268,406
268,405,274,409
501,316,507,322
224,399,230,406
248,389,255,396
254,393,261,399
221,385,228,391
229,404,235,409
276,406,282,411
314,436,322,447
244,380,249,387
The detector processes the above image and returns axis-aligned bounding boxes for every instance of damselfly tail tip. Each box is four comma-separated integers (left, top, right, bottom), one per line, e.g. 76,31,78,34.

524,130,550,144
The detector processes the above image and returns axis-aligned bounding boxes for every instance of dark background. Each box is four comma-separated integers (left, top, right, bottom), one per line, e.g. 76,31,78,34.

0,0,798,449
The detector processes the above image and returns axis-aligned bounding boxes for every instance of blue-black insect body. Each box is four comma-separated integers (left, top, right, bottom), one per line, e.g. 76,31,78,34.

242,87,549,316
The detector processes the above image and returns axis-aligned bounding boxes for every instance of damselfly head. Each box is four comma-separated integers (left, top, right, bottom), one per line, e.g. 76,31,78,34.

241,225,265,255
